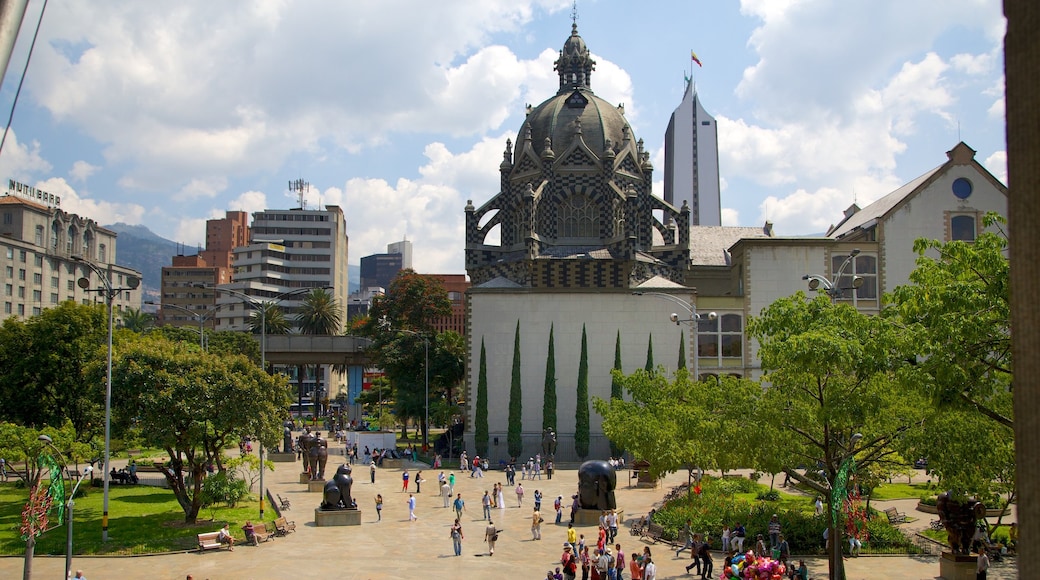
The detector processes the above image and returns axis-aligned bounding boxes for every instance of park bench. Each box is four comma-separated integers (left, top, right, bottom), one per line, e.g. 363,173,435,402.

245,523,272,545
277,493,292,511
641,523,674,546
274,516,297,536
884,507,908,524
197,532,226,552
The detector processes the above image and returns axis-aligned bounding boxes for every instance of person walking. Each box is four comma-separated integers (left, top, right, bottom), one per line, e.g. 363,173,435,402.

676,519,694,558
451,518,465,556
607,510,619,543
532,507,544,540
402,469,410,492
516,483,525,507
408,493,418,521
535,489,543,511
449,472,456,495
497,483,506,510
485,519,498,556
562,544,578,580
642,556,656,580
482,490,493,520
977,545,990,580
453,493,466,519
580,546,592,580
768,514,781,549
375,494,383,521
614,544,625,580
567,522,578,552
547,459,554,480
684,534,701,575
555,495,564,524
441,480,452,507
370,462,376,484
697,535,713,580
415,470,424,493
571,494,580,524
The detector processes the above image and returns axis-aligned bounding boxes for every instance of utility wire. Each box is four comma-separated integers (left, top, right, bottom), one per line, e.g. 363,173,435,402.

0,0,49,160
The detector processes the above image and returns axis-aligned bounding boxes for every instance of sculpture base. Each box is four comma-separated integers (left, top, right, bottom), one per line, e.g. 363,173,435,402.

308,479,327,492
314,508,362,526
269,452,296,463
573,508,622,526
300,472,312,484
382,459,404,469
939,552,977,580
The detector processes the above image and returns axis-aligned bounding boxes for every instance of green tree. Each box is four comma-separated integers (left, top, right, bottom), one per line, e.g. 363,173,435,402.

888,213,1011,427
297,288,344,415
748,293,928,580
0,302,107,441
609,330,624,457
119,307,153,332
575,324,590,459
677,332,687,370
475,338,490,458
108,334,291,523
644,333,654,374
542,324,557,433
248,302,291,336
507,320,523,458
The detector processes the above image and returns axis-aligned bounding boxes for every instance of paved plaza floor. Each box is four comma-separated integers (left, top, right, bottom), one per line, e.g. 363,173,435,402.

1,450,1019,579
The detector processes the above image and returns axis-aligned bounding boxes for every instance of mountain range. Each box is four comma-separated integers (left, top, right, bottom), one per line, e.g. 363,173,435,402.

104,223,361,299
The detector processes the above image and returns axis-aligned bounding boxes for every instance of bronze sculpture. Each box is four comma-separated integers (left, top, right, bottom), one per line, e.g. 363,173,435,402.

577,459,616,510
541,428,557,458
935,491,986,554
307,432,329,480
321,464,356,510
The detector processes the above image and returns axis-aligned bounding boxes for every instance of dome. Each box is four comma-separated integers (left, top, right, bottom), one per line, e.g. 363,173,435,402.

521,89,634,160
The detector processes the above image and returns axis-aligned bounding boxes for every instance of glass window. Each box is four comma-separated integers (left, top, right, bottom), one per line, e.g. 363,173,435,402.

19,250,26,262
697,313,743,365
4,284,11,296
18,286,25,298
35,225,44,246
98,244,106,262
50,293,58,304
951,215,976,241
33,273,42,285
17,304,24,315
3,302,10,314
34,255,43,267
831,253,878,307
18,269,25,280
2,212,11,225
51,277,59,288
32,290,41,301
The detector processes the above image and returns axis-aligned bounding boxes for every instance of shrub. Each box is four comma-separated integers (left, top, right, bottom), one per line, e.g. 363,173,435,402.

201,472,249,508
919,495,938,506
709,476,758,495
756,490,781,502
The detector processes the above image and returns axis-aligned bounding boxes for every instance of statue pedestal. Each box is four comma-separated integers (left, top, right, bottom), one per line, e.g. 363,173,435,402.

307,479,327,492
314,508,361,526
573,508,623,526
939,552,977,580
382,459,404,469
269,452,295,463
299,472,312,484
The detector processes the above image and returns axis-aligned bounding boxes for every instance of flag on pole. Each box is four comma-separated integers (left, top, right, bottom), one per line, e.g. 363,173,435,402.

691,50,702,67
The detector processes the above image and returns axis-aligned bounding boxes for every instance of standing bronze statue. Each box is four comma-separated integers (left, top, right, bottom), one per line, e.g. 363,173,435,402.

308,432,329,480
935,491,986,555
541,428,557,458
321,464,356,510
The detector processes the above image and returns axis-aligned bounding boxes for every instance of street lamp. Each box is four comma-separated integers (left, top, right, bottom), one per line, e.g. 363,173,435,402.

828,432,863,580
632,292,716,379
146,301,222,350
193,283,325,522
380,320,431,450
803,249,864,301
71,255,140,543
37,435,93,580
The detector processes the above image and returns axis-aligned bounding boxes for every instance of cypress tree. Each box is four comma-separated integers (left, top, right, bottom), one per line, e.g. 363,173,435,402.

475,338,489,457
575,324,590,459
507,320,523,458
678,331,687,370
542,323,557,432
609,329,624,457
644,333,655,374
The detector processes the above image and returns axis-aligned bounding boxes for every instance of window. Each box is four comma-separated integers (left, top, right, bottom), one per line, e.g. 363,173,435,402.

5,248,11,259
50,276,59,288
5,266,11,278
17,286,24,298
67,226,77,254
35,225,44,246
32,307,40,316
33,273,42,285
2,212,11,224
67,280,74,291
3,302,9,314
697,313,744,364
18,269,25,280
831,253,878,307
98,244,106,263
34,255,42,267
50,293,58,304
4,284,11,296
19,250,26,262
32,290,41,301
558,192,598,238
51,222,60,250
17,304,23,316
82,231,93,258
951,214,977,241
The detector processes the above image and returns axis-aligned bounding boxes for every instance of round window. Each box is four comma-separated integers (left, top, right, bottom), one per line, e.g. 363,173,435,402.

952,177,973,199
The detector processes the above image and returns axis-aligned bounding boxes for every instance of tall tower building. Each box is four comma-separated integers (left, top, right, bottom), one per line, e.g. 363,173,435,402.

664,80,721,226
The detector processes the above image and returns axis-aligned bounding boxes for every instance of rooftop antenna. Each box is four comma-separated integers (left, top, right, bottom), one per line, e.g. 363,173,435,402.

571,1,578,28
289,178,310,210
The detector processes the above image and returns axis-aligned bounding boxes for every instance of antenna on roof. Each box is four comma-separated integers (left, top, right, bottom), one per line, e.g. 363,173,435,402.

571,1,578,27
289,178,310,210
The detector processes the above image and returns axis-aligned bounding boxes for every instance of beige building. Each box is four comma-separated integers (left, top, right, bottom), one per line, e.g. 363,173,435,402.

0,185,141,320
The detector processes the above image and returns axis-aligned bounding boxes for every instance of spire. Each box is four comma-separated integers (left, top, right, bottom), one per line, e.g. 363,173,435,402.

553,15,596,95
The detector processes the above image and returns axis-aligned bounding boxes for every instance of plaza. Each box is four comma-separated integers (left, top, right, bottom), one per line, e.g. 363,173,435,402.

0,452,1018,579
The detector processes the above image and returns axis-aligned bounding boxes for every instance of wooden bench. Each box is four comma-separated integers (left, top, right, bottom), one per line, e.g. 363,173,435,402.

277,494,291,511
641,523,673,545
274,516,296,536
884,507,908,524
197,532,226,552
245,523,272,545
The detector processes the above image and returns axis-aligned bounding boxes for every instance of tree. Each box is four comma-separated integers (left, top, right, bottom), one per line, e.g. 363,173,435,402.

108,334,291,523
119,307,153,332
508,320,523,458
609,330,624,457
575,324,590,459
542,324,557,433
888,213,1011,427
475,339,489,458
644,333,654,374
248,302,291,336
297,288,344,416
0,302,107,441
748,293,928,580
677,331,687,370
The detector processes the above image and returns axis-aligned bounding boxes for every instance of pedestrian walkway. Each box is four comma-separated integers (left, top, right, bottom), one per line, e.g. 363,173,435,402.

0,454,1018,579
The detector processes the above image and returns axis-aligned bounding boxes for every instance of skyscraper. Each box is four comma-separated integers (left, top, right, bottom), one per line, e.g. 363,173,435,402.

664,80,721,226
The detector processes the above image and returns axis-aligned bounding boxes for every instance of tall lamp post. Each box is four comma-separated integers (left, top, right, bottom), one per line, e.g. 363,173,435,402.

803,249,864,301
194,284,324,522
71,255,139,542
632,292,715,379
37,435,93,580
146,301,221,350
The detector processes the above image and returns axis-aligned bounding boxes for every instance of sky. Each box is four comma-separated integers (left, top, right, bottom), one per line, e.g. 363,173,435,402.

0,0,1007,275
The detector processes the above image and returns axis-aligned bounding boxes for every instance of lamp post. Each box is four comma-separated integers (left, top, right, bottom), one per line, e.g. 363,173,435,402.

632,292,715,379
71,255,139,543
194,283,323,522
803,249,864,301
827,432,862,580
37,435,92,580
146,301,221,350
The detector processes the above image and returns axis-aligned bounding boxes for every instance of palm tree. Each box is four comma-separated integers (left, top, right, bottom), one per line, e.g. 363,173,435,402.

119,307,153,332
296,288,344,418
247,302,291,335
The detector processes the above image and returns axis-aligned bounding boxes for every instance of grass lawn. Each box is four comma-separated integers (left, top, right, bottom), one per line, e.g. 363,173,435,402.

0,482,263,556
869,482,937,501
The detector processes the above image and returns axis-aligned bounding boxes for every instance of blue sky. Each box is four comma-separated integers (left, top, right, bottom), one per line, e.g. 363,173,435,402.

0,0,1007,274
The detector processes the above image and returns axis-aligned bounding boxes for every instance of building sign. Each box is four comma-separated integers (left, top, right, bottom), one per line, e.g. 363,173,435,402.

362,370,385,391
8,180,61,207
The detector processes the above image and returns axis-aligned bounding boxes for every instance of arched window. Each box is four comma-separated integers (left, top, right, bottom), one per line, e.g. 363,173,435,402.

98,243,107,263
67,225,78,254
51,221,60,250
34,225,44,246
82,230,94,258
558,192,598,239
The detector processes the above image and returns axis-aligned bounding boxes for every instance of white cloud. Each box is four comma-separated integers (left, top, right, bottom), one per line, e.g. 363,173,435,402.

177,177,228,199
984,150,1007,185
36,177,145,225
950,51,996,75
0,130,52,181
69,160,99,182
721,207,740,226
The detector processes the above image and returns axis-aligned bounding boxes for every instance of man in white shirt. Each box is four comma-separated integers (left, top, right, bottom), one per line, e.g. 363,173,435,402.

643,556,657,580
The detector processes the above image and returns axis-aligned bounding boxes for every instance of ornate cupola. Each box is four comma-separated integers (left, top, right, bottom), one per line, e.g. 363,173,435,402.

554,23,596,94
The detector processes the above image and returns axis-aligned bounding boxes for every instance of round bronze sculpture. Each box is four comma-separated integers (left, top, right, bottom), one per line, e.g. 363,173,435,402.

577,459,616,510
321,464,355,510
935,491,986,555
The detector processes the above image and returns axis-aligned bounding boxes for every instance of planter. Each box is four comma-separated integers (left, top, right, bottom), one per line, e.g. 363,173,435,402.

916,501,1009,517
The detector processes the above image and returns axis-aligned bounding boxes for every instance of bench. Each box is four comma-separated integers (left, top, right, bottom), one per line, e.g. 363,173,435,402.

197,532,227,552
884,507,908,524
641,523,674,545
277,494,291,511
245,523,272,545
274,516,297,536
